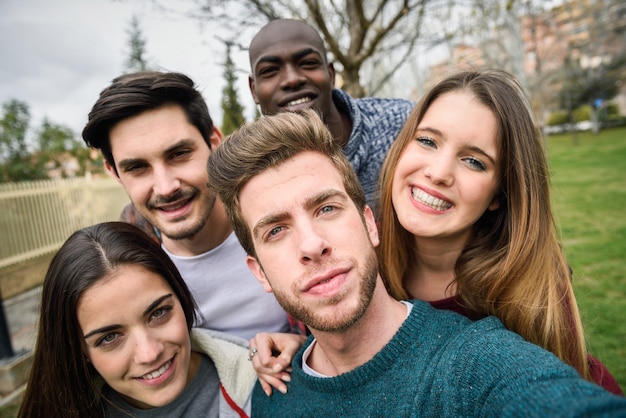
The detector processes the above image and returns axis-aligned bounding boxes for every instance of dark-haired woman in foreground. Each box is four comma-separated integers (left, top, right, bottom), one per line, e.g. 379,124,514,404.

19,222,256,417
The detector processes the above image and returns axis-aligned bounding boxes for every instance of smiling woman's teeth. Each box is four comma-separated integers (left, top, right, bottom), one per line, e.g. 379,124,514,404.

411,188,452,211
141,360,171,380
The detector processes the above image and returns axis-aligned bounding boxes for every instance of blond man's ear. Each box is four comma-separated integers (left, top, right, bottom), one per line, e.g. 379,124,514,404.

247,256,273,293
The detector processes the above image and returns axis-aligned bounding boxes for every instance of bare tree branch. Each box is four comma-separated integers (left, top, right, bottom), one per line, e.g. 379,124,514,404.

185,0,449,96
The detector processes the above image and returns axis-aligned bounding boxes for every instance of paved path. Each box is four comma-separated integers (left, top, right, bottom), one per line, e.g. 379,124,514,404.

2,286,40,355
0,286,40,408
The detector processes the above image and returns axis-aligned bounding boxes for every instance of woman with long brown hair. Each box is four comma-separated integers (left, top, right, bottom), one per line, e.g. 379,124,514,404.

18,222,256,417
377,69,620,394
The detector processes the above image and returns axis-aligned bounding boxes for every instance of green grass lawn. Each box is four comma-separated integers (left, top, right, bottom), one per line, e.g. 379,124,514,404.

547,126,626,391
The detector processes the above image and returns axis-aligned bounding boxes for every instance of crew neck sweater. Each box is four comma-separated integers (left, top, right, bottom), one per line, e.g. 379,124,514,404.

252,300,626,417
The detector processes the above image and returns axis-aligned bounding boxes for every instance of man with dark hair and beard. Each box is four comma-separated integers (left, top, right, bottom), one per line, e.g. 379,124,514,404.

82,71,293,340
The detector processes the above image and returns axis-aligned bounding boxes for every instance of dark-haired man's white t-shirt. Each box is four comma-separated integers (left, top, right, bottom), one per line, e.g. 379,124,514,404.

163,232,290,340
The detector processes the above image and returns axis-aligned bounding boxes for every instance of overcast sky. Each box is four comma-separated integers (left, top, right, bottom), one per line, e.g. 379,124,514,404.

0,0,257,140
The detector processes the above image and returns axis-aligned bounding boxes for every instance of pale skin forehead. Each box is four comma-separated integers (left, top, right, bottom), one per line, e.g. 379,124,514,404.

249,19,327,69
240,151,345,233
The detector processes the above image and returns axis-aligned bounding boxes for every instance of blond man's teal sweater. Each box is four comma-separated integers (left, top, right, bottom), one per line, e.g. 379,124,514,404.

252,300,626,417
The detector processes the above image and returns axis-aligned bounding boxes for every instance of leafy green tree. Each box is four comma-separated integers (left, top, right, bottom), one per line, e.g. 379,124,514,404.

36,119,88,178
0,99,46,182
38,119,77,153
220,42,246,135
0,99,30,161
193,0,441,97
559,54,622,111
554,0,626,122
125,15,151,72
0,100,98,182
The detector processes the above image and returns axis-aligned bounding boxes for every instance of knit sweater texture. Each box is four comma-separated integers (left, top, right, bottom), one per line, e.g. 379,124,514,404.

428,295,623,395
251,300,626,417
333,89,414,206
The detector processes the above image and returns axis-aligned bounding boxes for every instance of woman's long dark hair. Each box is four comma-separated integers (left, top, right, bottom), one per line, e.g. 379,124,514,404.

18,222,197,418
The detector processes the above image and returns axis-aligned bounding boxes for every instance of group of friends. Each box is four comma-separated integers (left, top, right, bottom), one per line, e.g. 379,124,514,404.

17,18,626,417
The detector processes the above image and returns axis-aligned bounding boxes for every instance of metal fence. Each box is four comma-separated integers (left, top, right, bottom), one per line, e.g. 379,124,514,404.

0,174,130,269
